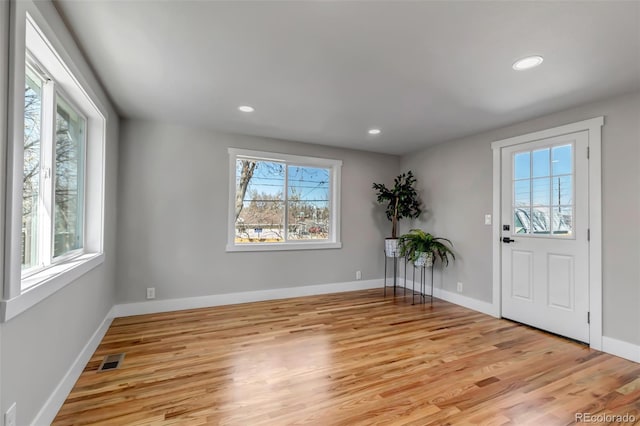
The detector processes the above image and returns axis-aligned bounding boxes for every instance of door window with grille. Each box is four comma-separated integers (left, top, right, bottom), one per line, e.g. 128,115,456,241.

512,143,574,238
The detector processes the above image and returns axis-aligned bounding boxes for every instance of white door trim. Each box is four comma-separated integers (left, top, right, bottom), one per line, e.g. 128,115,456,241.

491,116,604,350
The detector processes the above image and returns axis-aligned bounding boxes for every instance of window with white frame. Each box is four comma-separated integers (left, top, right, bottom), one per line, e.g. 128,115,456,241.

2,11,106,309
22,59,86,278
227,149,342,251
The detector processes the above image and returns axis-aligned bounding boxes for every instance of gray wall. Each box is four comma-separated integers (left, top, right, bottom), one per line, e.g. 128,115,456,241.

0,2,119,425
116,120,399,303
399,131,493,302
0,0,9,422
401,90,640,345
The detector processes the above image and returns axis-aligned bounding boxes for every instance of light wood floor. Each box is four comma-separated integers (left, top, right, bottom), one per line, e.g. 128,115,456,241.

54,289,640,425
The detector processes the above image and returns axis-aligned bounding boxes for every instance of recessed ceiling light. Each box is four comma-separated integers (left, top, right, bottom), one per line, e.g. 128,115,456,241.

368,128,381,135
238,105,255,113
512,55,544,71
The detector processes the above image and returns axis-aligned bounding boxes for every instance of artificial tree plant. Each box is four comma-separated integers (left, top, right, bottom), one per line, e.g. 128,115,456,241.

372,171,422,239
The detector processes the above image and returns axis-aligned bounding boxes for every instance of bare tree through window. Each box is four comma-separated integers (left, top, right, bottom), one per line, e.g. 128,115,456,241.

22,66,85,269
234,159,330,243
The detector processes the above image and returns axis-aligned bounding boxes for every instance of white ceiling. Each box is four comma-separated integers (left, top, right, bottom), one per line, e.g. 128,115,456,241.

54,1,640,155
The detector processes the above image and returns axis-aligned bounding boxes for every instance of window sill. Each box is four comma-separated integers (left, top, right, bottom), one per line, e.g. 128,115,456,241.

1,252,104,322
226,242,342,252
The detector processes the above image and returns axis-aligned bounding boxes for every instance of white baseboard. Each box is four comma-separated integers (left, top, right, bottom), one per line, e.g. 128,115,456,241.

32,306,116,426
114,279,382,317
602,336,640,363
434,288,499,317
114,278,500,320
398,280,499,317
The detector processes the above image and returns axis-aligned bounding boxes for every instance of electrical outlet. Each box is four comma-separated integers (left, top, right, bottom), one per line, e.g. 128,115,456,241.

457,282,463,293
484,214,492,225
146,287,156,299
356,270,362,280
5,403,16,426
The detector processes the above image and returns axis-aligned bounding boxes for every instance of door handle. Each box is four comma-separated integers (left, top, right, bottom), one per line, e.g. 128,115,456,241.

502,237,515,243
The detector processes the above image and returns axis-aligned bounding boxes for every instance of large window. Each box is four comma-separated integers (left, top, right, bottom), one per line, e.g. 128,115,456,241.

227,149,341,251
2,10,106,321
21,58,87,282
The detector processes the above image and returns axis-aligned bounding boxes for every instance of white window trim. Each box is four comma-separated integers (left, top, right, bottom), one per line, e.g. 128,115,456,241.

226,148,342,252
2,5,106,321
1,253,104,321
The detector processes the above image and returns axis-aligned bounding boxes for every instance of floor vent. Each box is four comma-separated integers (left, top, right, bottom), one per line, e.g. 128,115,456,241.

97,353,125,372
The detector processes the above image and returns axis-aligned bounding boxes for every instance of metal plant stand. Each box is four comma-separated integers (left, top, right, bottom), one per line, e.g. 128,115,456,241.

383,251,406,297
412,262,434,305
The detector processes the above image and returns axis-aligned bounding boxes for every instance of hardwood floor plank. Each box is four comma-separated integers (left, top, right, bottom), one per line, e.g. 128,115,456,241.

54,289,640,425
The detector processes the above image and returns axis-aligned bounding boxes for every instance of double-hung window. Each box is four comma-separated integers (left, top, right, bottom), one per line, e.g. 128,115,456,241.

227,149,342,251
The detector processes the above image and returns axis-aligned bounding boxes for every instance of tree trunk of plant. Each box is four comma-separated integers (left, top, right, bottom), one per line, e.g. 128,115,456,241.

391,197,399,238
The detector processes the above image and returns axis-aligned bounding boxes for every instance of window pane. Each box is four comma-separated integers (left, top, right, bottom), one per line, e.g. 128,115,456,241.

287,166,330,241
237,199,285,242
532,148,550,177
531,207,551,234
513,152,530,180
552,175,572,206
235,160,285,243
54,96,85,257
552,206,573,236
513,180,530,207
288,201,329,240
22,66,43,270
532,177,550,206
552,144,572,176
514,208,530,234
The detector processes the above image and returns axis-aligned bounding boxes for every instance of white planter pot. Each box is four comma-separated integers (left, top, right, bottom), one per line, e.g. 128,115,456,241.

384,238,400,258
414,251,433,268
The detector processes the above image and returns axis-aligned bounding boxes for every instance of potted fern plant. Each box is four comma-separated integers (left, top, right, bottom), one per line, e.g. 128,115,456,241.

372,171,422,257
398,229,455,268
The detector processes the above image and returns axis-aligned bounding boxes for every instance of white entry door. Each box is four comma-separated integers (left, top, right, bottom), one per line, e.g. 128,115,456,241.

501,131,590,342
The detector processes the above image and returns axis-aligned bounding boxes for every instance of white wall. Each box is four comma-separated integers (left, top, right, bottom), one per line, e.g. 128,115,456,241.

116,120,399,303
401,90,640,346
0,2,119,425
